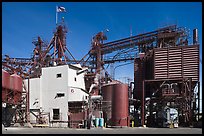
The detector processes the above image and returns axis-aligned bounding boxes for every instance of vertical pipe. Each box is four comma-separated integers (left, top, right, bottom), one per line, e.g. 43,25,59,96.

193,29,198,45
87,95,92,129
142,80,145,126
27,78,30,123
54,36,56,63
130,82,134,99
96,45,101,74
198,81,200,119
189,78,192,123
97,45,102,94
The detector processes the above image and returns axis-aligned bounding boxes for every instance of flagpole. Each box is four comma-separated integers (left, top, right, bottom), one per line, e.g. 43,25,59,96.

56,6,58,25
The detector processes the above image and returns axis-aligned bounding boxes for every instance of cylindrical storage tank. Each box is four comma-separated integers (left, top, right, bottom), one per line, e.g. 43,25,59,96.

95,118,99,127
10,73,22,104
2,69,10,89
111,83,129,127
10,73,22,92
101,83,113,122
99,118,104,127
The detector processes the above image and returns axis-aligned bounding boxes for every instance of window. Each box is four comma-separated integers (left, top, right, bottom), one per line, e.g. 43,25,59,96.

74,77,77,81
53,109,60,120
56,93,65,97
57,73,62,78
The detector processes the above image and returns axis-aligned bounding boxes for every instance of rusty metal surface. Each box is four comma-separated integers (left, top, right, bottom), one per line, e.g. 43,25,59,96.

154,48,168,79
101,83,114,121
92,110,102,118
2,70,18,104
111,83,129,126
85,25,188,73
2,71,23,104
134,44,199,127
69,111,87,128
69,111,86,121
9,73,23,105
2,69,10,89
101,83,113,102
90,87,99,96
10,73,22,92
14,92,22,105
182,45,199,81
154,45,199,81
2,89,6,102
133,59,144,100
144,77,196,127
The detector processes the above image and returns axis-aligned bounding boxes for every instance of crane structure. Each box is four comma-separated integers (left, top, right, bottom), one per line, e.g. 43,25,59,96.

2,21,77,127
2,23,200,127
2,22,77,78
83,25,188,71
82,25,189,89
3,25,187,78
81,24,200,127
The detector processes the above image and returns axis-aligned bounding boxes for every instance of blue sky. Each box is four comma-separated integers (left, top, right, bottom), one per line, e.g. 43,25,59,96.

2,2,202,111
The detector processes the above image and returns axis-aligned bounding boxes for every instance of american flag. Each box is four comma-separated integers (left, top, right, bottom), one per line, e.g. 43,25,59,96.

57,6,66,12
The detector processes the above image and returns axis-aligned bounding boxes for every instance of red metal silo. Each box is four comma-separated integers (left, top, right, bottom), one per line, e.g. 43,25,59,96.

2,69,11,102
111,83,129,127
10,73,23,104
101,83,114,122
2,69,10,89
10,73,22,92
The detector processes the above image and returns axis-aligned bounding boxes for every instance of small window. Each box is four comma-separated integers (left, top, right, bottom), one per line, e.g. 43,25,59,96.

57,93,65,97
57,73,62,78
74,77,77,81
53,109,60,120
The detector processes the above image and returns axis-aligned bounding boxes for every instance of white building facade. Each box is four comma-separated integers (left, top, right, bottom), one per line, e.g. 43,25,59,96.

24,64,89,127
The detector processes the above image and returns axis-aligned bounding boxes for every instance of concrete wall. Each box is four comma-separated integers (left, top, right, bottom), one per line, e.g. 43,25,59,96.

41,65,68,127
25,64,88,127
67,64,88,102
67,87,88,102
24,78,41,109
68,64,86,90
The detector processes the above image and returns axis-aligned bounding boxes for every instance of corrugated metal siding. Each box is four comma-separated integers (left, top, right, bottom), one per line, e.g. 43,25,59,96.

182,45,199,81
154,48,168,79
154,45,199,81
168,47,182,78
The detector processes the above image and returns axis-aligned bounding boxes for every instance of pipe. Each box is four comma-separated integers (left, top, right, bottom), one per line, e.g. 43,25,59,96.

142,80,145,126
193,29,198,45
90,95,103,100
89,84,96,93
27,78,30,123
